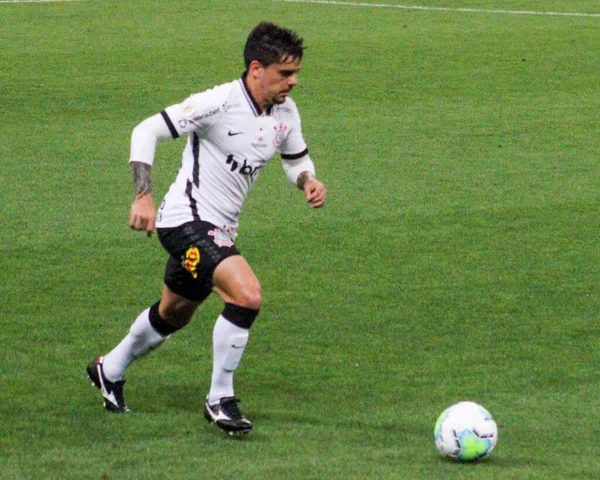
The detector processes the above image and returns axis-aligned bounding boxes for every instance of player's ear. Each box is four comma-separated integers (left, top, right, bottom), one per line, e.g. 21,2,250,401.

248,60,265,78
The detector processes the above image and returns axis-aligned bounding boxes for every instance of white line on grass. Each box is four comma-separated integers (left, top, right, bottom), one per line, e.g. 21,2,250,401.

0,0,85,3
276,0,600,18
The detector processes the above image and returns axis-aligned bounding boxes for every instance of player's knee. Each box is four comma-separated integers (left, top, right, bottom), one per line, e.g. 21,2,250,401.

234,285,262,311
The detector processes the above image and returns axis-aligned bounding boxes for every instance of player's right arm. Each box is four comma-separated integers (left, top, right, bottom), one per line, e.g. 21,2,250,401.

128,92,221,235
128,112,176,236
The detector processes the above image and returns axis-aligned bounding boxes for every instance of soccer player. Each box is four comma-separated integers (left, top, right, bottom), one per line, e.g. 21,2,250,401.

86,22,327,436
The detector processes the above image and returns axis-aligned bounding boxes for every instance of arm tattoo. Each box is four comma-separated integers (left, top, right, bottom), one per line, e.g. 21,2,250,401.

132,161,153,196
297,171,315,190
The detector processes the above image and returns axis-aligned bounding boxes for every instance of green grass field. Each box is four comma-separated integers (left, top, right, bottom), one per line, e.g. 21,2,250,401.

2,0,599,478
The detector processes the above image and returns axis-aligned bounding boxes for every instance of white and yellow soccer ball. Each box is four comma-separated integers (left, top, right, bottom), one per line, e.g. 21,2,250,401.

434,401,498,461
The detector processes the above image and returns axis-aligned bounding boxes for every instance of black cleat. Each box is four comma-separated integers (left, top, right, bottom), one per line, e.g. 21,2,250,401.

86,357,130,413
204,397,252,436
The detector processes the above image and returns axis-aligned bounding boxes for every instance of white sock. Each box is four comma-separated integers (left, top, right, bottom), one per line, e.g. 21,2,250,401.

208,315,249,405
102,307,167,382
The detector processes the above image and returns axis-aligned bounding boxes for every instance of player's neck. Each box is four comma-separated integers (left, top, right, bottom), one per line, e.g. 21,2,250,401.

243,74,271,113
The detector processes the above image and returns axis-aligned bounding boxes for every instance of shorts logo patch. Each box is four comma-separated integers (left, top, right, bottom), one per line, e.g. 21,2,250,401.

184,246,200,278
208,228,235,248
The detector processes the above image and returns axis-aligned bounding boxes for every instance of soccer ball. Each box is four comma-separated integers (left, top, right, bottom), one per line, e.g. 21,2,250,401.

434,401,498,461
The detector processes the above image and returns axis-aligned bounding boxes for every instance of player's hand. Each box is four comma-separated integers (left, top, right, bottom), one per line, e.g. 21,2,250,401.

129,194,156,236
303,178,327,209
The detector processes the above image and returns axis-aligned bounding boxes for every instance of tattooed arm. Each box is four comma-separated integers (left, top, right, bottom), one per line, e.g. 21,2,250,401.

297,170,327,209
133,161,153,197
129,161,156,236
281,154,325,208
127,109,178,236
296,170,314,191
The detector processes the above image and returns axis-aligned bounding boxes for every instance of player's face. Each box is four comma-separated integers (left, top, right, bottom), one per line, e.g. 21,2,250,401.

259,57,302,105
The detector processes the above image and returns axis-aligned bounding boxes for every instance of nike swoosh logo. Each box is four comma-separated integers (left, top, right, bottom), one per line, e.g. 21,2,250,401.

228,131,243,136
97,364,119,407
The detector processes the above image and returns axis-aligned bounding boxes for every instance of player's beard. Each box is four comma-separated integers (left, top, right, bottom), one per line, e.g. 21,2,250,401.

273,90,291,104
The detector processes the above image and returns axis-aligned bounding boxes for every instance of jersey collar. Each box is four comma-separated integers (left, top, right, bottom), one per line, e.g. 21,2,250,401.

240,72,274,117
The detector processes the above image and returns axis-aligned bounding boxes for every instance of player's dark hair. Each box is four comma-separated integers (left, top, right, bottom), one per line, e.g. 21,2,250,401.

244,22,305,68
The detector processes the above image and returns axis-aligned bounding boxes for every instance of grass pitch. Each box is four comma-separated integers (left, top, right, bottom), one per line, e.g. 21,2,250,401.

1,1,599,479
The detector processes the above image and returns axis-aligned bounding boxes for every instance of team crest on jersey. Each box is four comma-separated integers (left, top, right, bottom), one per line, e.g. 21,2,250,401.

183,246,200,279
273,123,287,149
208,228,235,248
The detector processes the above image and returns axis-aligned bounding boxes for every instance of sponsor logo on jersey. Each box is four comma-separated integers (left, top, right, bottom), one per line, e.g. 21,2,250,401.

273,123,287,149
182,99,220,120
184,246,200,279
187,108,220,128
208,229,235,248
222,102,241,112
194,108,220,121
225,154,264,177
252,135,267,148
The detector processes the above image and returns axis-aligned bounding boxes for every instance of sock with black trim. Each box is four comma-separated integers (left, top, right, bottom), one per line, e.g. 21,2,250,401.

207,306,258,405
102,302,175,381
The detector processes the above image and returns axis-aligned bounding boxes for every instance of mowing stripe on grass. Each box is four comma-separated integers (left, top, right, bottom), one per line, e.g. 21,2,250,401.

275,0,600,18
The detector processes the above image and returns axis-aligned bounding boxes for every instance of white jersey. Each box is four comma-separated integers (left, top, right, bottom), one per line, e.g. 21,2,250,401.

154,76,309,233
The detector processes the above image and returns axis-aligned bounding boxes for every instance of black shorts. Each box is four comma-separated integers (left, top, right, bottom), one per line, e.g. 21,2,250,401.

157,221,241,303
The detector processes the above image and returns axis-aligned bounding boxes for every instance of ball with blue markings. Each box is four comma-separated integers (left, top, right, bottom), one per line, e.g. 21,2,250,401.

434,401,498,461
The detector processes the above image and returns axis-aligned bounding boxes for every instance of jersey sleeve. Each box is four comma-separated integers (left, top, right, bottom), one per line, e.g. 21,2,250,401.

279,100,309,160
161,88,223,138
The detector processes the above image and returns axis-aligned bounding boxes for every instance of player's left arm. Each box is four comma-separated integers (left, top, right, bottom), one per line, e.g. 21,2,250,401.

282,155,327,209
279,102,326,208
297,169,326,209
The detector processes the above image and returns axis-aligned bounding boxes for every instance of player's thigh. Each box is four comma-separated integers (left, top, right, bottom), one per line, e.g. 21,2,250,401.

212,255,262,310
